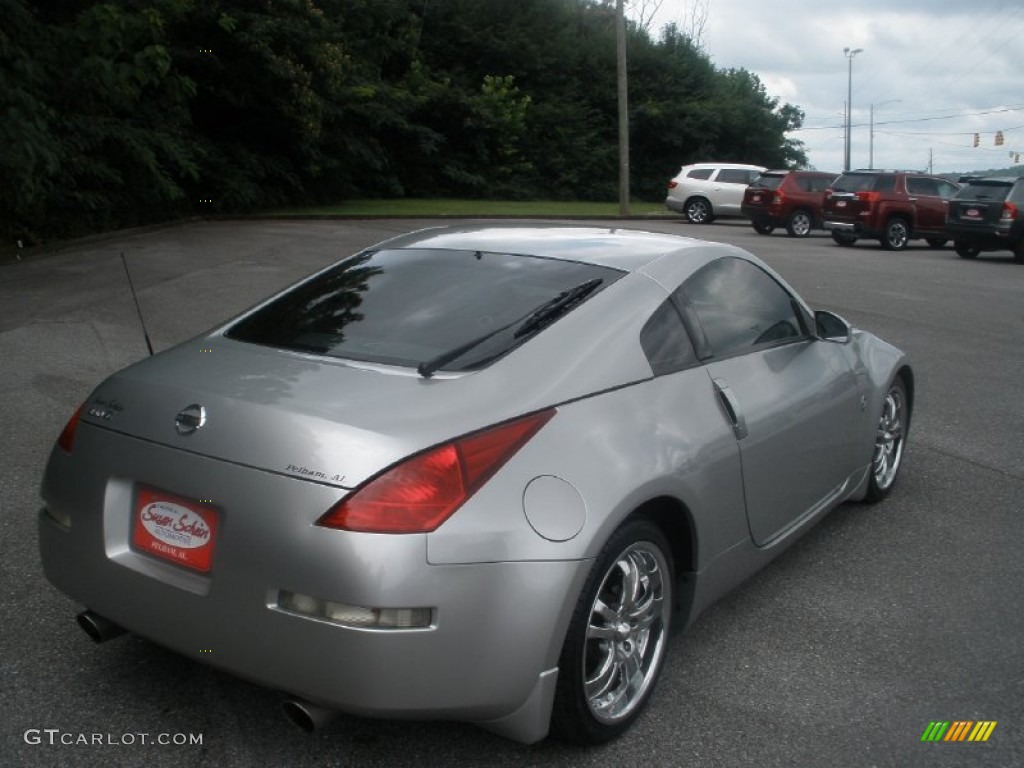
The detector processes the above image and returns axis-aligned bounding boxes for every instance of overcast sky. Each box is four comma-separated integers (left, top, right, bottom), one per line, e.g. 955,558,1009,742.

645,0,1024,174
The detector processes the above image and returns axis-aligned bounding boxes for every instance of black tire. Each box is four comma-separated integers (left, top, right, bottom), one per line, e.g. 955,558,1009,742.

684,198,714,224
831,231,857,246
785,209,814,238
752,221,774,235
954,241,980,260
864,377,909,503
551,519,674,745
1014,240,1024,264
881,217,910,251
925,238,947,248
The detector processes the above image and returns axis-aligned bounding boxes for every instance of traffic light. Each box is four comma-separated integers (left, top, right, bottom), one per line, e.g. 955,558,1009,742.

973,133,979,147
995,131,1004,146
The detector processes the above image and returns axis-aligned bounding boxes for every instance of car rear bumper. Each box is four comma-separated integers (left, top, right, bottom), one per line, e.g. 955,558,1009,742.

38,426,590,742
946,223,1021,247
740,206,773,223
823,219,857,232
665,197,686,213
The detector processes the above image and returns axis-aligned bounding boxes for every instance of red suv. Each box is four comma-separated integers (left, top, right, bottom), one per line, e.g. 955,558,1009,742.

822,170,960,250
741,170,837,237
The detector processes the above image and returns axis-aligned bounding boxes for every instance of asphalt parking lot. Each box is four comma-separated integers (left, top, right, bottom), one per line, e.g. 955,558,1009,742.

2,218,1022,768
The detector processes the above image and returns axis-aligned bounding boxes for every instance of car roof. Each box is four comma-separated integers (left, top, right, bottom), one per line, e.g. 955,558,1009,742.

845,169,937,176
375,224,722,274
961,176,1021,185
682,162,765,170
760,169,837,179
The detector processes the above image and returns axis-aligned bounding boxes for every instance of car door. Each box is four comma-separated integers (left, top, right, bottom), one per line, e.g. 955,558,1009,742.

712,168,758,216
905,176,949,233
676,257,862,546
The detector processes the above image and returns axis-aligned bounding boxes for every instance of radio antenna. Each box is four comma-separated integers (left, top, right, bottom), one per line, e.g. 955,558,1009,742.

120,252,154,356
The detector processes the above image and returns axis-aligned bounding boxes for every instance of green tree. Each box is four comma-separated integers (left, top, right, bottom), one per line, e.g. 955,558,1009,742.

1,0,814,241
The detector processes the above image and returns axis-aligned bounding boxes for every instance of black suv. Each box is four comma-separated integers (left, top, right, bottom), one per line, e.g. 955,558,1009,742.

822,170,960,250
945,176,1024,263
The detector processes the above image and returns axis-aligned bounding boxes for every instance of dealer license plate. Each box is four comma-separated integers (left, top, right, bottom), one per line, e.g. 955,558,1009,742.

132,486,219,572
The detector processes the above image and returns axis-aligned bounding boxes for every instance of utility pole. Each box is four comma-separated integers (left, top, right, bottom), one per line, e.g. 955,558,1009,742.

616,0,630,215
843,47,863,172
869,100,900,169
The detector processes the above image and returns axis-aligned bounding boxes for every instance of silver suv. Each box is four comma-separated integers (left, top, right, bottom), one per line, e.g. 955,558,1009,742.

666,162,766,224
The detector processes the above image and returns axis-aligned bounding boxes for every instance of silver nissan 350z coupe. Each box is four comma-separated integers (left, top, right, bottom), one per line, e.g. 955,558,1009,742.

39,225,912,745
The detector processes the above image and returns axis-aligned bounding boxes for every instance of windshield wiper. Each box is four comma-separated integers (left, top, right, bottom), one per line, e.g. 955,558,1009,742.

512,277,604,339
416,277,604,378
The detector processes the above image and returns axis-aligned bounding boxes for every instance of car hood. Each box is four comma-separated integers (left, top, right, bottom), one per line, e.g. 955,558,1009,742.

79,273,663,488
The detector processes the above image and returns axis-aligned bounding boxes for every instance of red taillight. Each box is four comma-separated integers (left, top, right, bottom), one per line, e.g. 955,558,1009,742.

856,190,881,203
667,180,678,189
771,191,785,206
318,409,556,533
57,403,85,453
1001,202,1019,221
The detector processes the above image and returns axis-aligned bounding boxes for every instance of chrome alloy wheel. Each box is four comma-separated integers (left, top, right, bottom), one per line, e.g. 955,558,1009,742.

883,218,909,250
872,385,906,492
583,542,671,723
787,210,812,237
685,198,712,224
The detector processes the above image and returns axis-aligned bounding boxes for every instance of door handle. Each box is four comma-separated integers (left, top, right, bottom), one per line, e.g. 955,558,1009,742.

713,378,748,440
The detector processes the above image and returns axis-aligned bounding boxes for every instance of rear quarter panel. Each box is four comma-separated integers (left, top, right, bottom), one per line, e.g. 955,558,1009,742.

426,367,749,568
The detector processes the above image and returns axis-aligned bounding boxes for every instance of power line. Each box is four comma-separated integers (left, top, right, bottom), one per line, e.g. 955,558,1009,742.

875,123,1024,138
793,105,1024,132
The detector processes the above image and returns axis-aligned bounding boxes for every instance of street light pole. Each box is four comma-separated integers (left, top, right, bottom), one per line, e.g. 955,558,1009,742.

843,47,863,172
869,99,901,169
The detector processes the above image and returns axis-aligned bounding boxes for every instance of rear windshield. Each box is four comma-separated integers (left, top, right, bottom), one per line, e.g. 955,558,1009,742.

955,181,1013,201
799,175,837,192
749,174,784,190
830,174,880,192
226,249,623,372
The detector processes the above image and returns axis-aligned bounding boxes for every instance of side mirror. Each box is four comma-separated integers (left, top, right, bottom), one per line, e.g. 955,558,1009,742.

815,310,852,343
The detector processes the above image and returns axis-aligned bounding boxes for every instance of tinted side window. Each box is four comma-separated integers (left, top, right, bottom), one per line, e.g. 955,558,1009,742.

682,258,804,358
936,180,960,198
808,176,836,192
717,168,754,184
639,300,697,376
1011,183,1024,204
687,168,714,180
907,177,939,196
874,175,896,192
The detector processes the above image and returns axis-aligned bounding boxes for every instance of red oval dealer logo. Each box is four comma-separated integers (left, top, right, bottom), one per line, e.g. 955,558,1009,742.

132,487,219,572
140,501,211,549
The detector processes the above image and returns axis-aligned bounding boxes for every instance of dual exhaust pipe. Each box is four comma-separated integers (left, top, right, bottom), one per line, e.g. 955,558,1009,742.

281,699,338,732
75,609,337,732
76,610,126,643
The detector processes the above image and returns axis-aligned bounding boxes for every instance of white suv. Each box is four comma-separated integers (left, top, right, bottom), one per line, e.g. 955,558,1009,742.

666,163,766,224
